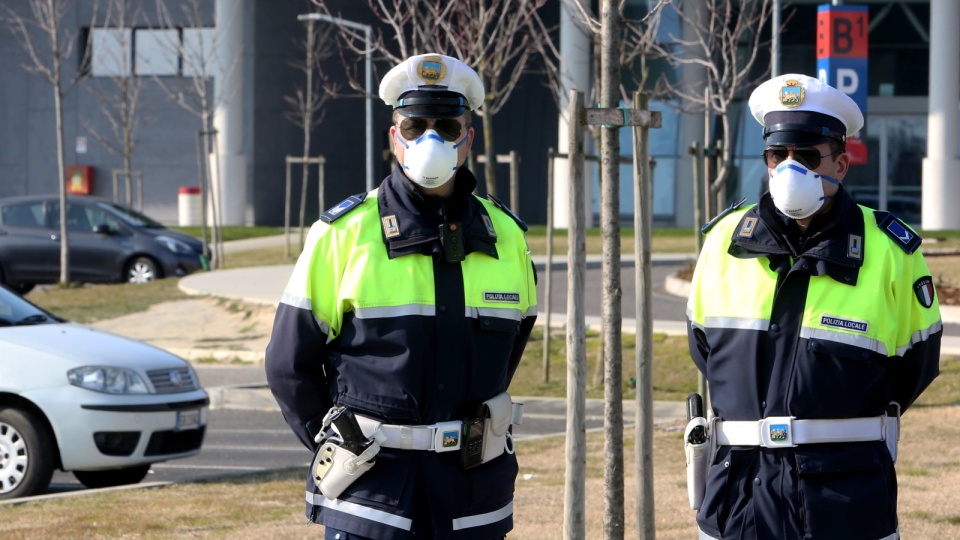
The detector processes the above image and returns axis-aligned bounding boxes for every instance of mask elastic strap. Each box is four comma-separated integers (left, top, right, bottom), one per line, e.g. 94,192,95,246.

818,174,841,186
817,174,840,202
394,131,409,149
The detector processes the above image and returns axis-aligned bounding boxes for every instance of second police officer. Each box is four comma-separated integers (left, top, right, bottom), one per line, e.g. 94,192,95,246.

684,74,941,540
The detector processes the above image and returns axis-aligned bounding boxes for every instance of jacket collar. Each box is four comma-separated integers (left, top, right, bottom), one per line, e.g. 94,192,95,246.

728,186,865,285
377,167,499,260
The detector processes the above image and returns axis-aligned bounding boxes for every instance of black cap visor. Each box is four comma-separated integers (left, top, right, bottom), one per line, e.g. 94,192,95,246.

763,110,845,146
395,90,468,119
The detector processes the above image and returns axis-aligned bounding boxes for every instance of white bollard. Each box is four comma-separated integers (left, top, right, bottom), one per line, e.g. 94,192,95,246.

178,187,202,226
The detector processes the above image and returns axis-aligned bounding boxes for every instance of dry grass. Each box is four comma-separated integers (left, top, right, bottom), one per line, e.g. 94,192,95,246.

2,405,958,539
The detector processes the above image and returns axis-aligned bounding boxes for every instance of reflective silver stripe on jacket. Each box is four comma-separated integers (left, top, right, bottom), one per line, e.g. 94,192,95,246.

699,527,899,540
451,500,513,531
352,304,529,321
308,492,412,531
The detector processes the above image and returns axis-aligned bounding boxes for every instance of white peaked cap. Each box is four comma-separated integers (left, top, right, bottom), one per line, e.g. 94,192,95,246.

379,53,485,117
748,73,864,145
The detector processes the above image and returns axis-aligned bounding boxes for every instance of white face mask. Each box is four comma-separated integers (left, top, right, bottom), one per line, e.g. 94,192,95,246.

396,129,466,189
768,159,840,219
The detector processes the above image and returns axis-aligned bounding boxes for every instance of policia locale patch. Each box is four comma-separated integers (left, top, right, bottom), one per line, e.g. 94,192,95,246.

914,276,936,308
820,315,869,333
484,292,520,303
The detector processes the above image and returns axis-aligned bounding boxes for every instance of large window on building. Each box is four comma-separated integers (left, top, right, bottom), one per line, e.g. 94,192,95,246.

134,29,179,76
90,28,132,77
87,27,216,78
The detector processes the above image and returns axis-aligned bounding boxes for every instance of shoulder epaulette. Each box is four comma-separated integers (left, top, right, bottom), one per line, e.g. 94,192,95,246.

486,194,528,232
320,192,368,224
701,197,747,235
874,210,922,254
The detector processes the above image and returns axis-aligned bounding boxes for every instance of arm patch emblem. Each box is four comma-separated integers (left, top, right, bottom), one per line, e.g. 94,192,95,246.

914,276,935,308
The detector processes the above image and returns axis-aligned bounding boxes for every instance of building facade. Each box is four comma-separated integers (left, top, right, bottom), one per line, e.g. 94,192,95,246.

1,0,956,229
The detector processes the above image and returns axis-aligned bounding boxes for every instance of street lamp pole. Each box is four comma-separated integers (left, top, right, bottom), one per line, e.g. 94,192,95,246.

297,13,374,192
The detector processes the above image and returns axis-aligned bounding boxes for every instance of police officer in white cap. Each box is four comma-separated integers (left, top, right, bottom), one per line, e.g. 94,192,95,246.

683,74,941,539
266,53,537,539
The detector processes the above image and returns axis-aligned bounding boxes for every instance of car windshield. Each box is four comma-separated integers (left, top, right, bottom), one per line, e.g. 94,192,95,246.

95,201,166,228
0,286,60,327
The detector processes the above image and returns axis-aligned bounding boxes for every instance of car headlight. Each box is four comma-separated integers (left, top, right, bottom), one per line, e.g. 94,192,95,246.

67,366,150,394
155,235,193,255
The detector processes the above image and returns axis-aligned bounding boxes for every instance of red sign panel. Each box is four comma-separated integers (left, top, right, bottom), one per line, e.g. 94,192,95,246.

816,8,868,59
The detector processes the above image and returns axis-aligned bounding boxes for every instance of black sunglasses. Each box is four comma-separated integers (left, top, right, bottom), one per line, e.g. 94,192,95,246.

763,146,841,170
397,118,465,143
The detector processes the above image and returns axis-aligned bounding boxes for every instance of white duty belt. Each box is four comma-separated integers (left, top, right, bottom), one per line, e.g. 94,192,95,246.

354,405,524,454
715,415,890,448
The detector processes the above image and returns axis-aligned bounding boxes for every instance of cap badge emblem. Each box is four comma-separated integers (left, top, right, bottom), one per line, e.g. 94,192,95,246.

417,56,446,84
779,79,805,108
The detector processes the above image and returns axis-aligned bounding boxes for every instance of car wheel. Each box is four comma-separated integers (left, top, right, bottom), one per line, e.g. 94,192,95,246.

0,407,56,500
73,465,150,489
126,257,158,284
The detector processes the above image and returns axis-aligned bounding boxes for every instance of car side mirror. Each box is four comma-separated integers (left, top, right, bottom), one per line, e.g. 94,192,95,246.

92,223,113,235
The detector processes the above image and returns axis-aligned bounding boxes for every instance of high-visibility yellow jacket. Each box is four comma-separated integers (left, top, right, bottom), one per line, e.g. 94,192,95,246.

686,189,941,540
266,167,537,540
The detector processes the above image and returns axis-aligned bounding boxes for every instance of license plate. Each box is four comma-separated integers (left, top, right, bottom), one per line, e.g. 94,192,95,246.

176,409,202,431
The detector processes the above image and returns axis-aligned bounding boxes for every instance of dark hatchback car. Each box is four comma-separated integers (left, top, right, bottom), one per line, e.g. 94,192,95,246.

0,195,205,294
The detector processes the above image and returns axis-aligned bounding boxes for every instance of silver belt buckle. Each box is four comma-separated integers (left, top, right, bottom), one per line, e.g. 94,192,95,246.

433,420,462,452
760,416,796,448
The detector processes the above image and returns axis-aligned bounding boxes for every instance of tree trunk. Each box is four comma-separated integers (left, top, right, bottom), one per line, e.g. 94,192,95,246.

55,82,69,285
600,1,624,539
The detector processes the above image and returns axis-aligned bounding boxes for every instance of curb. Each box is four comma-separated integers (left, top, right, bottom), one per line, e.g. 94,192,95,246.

168,347,265,364
207,384,277,411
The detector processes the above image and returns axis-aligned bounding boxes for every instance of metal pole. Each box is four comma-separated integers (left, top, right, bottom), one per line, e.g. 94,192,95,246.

298,13,374,192
772,0,781,77
364,25,373,191
284,156,292,259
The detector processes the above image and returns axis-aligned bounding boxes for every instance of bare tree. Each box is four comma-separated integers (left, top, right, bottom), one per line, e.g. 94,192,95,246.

309,0,549,199
540,0,669,108
653,0,774,218
152,0,240,269
1,0,92,285
82,0,150,208
283,18,337,251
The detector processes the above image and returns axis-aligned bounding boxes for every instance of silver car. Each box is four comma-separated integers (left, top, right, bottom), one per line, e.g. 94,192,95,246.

0,284,208,499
